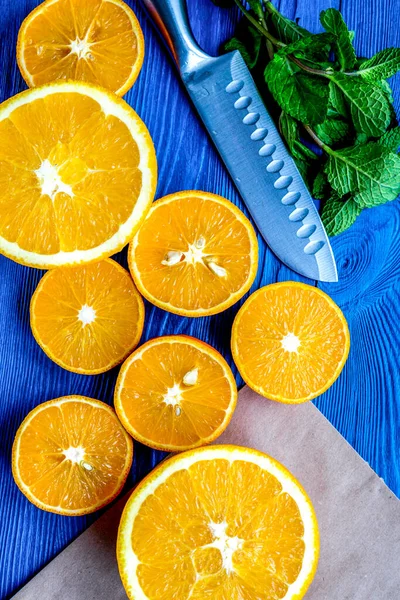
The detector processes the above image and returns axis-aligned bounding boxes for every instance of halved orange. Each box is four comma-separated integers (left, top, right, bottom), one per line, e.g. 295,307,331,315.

114,335,237,451
232,282,350,403
0,81,156,268
12,396,133,516
17,0,144,96
30,258,144,374
118,445,319,600
129,191,258,317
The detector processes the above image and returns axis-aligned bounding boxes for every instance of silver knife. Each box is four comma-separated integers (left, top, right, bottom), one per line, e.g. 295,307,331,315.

140,0,338,282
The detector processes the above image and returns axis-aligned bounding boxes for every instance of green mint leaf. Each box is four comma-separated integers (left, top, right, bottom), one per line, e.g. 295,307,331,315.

320,8,356,70
369,78,394,104
327,82,349,118
265,55,329,126
268,9,309,44
315,117,350,146
354,132,369,146
313,170,330,200
330,73,391,136
378,127,400,152
279,112,317,162
325,142,400,207
359,48,400,82
279,111,298,151
225,21,262,69
246,0,264,18
282,33,333,62
321,196,361,236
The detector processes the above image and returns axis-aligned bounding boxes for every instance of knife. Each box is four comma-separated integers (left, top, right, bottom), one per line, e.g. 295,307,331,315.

140,0,338,282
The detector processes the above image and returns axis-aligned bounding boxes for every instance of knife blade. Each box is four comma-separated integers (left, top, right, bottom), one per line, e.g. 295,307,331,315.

140,0,338,282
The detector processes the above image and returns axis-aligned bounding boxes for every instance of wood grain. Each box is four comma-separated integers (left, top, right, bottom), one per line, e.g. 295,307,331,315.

0,0,399,597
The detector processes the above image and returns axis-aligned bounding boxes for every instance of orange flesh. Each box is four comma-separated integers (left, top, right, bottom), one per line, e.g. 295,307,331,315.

18,0,143,94
116,338,236,449
14,398,132,513
131,195,257,313
131,459,305,599
232,283,349,402
0,91,143,256
31,259,144,373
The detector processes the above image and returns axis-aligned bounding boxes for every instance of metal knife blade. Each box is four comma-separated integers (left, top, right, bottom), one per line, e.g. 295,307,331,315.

141,0,338,282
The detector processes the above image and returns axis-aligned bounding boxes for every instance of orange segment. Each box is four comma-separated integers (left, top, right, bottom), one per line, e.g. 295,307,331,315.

12,396,133,515
117,445,319,600
129,191,258,317
30,258,144,374
17,0,144,96
0,81,156,268
231,282,350,403
114,335,237,451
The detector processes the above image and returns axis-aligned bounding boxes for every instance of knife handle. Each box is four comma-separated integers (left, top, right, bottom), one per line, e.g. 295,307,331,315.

140,0,209,71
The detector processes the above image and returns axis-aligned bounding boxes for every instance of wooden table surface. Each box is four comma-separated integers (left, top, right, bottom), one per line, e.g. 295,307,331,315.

0,0,399,598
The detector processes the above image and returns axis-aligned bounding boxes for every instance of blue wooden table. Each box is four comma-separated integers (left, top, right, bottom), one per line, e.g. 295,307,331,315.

0,0,399,597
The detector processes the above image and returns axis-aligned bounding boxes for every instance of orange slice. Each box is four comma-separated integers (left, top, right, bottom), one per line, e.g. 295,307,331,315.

114,335,237,451
12,396,133,516
30,258,144,374
117,445,319,600
129,191,258,317
0,81,156,268
17,0,144,96
232,282,350,403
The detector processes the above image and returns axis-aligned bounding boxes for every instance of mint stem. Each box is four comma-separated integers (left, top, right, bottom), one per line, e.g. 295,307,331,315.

304,125,330,152
289,56,331,77
232,0,285,48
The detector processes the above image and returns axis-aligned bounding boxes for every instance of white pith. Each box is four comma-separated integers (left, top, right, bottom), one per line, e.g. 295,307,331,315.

78,304,96,326
207,521,243,574
64,446,85,463
118,447,318,600
69,37,93,60
35,159,73,201
161,238,227,277
282,332,301,353
163,383,182,407
163,368,199,412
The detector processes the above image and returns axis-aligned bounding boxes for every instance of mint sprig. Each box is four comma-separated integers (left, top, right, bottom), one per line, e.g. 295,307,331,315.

215,0,400,236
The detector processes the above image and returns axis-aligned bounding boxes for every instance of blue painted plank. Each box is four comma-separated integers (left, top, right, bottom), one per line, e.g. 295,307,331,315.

0,0,399,598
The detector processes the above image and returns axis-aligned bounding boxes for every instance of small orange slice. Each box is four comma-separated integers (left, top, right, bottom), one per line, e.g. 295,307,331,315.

0,81,156,269
114,335,237,451
129,191,258,317
232,282,350,403
12,396,133,516
30,258,144,374
17,0,144,96
117,445,319,600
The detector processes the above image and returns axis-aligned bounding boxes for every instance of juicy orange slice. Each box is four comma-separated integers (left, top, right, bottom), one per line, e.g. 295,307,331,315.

129,191,258,317
17,0,144,96
114,335,237,451
118,445,319,600
232,282,350,403
12,396,133,515
30,258,144,374
0,81,156,268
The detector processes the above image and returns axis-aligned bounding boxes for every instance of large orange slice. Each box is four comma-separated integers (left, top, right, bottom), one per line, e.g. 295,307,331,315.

12,396,133,516
117,445,319,600
30,258,144,374
17,0,144,96
0,81,156,268
114,335,237,451
129,191,258,317
232,282,350,403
